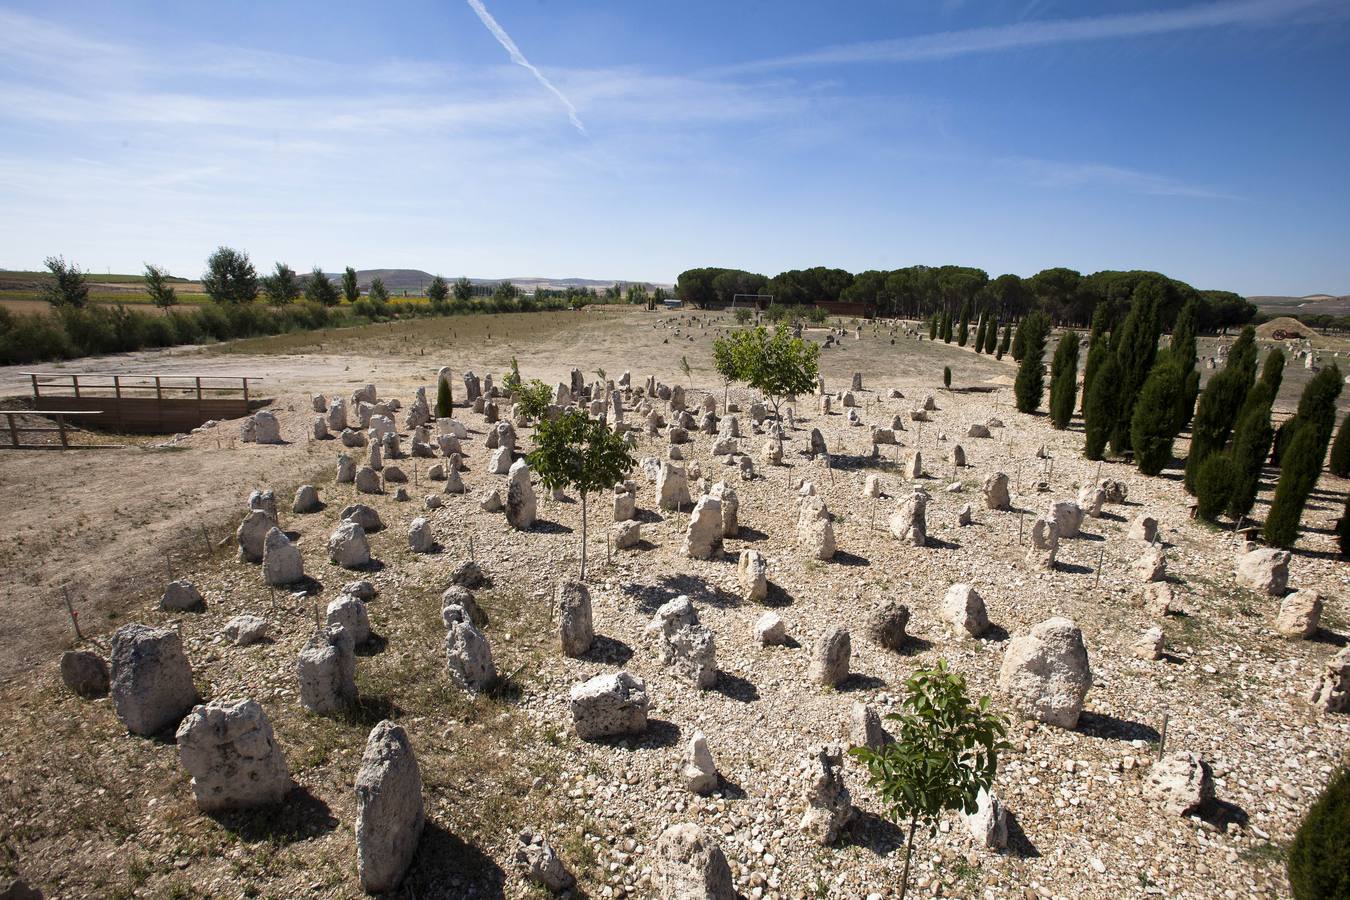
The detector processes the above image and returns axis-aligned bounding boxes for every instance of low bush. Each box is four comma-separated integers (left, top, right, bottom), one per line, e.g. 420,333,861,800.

1287,768,1350,899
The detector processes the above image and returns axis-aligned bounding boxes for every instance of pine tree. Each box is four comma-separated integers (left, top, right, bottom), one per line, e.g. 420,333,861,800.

1263,423,1323,548
1048,332,1079,429
1083,353,1119,460
1261,347,1285,396
997,324,1011,359
984,317,998,353
1195,453,1236,521
1329,413,1350,478
304,267,339,306
1224,382,1275,520
428,275,450,310
1014,312,1050,414
1131,358,1185,475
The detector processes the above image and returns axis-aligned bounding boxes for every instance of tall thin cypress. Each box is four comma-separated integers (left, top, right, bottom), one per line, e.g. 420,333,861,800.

973,313,987,354
1014,312,1050,414
1329,413,1350,478
1108,282,1162,454
1184,367,1248,493
1081,332,1107,416
1263,424,1323,548
1131,358,1185,475
957,303,971,346
1224,382,1276,520
1261,347,1285,397
983,317,998,353
997,323,1011,359
1083,353,1120,460
1010,318,1027,362
1048,332,1079,429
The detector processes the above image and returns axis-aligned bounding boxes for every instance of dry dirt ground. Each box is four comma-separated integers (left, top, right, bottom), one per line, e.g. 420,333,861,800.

0,306,1346,900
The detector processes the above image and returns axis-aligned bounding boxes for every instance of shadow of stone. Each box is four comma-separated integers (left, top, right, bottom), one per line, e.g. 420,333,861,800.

282,529,304,541
208,785,338,844
528,519,574,535
1312,628,1348,647
1056,562,1092,575
926,537,961,551
634,508,665,524
736,526,769,542
1005,810,1041,858
762,583,795,607
1098,511,1126,523
1076,531,1106,542
714,777,748,800
1204,798,1250,830
402,819,507,899
351,559,386,573
843,809,906,856
1076,711,1160,743
977,623,1010,643
891,635,934,656
583,634,634,665
651,574,741,609
636,718,681,749
355,633,388,657
832,550,871,567
839,673,887,692
288,575,325,597
714,671,759,703
342,692,399,727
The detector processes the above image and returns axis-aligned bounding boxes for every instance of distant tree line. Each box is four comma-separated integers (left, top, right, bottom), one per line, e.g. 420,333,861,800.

676,265,1257,332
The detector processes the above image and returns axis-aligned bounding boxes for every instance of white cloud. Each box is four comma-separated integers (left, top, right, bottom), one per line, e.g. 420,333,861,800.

1002,157,1239,200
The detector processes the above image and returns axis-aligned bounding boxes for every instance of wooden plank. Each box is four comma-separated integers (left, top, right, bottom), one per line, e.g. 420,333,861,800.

7,413,17,448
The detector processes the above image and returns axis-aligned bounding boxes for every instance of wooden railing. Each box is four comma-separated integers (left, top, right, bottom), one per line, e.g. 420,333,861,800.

22,372,254,433
1,410,110,449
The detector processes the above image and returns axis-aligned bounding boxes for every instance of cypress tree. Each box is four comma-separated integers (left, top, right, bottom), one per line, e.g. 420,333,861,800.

1083,353,1119,460
997,323,1011,359
983,317,998,353
435,374,454,418
1194,453,1236,521
1338,495,1350,556
1180,368,1201,430
973,313,987,353
1261,347,1285,396
1299,364,1344,452
1010,318,1027,362
1329,413,1350,478
1081,333,1107,416
1184,366,1248,493
941,309,953,343
1224,382,1276,520
929,312,939,341
957,303,970,346
1226,326,1259,385
1263,423,1323,548
1088,302,1109,341
1014,312,1050,414
1170,298,1199,370
1131,358,1185,475
1109,283,1162,454
1048,332,1079,429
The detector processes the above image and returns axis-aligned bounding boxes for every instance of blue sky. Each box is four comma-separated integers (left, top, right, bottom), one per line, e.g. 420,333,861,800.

0,0,1347,295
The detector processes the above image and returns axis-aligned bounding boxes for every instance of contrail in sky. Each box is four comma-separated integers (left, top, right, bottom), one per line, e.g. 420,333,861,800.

466,0,586,135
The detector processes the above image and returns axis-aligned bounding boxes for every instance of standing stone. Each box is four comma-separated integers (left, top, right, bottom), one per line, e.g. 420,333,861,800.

1077,485,1106,518
997,617,1091,728
505,459,537,529
1048,500,1084,538
799,745,856,845
708,481,738,536
797,496,836,560
327,397,348,431
337,452,356,483
1236,548,1290,596
1275,591,1323,639
161,579,205,612
903,451,923,479
866,600,910,650
223,615,268,646
487,444,512,475
1100,478,1128,503
862,474,884,498
658,462,692,511
445,619,496,692
942,583,990,638
1026,517,1059,570
407,517,434,554
252,411,282,444
297,626,356,714
109,624,197,736
355,466,382,494
681,731,718,795
966,423,992,439
983,472,1011,510
570,671,649,740
327,595,371,645
462,371,481,402
355,721,425,895
962,788,1008,849
614,485,637,521
737,550,768,602
957,503,973,526
312,416,329,441
1143,751,1215,816
810,627,851,687
557,581,594,657
341,503,384,532
60,649,109,698
888,489,928,546
1128,514,1158,543
514,831,575,894
1133,547,1167,582
653,823,735,900
176,698,292,811
1309,647,1350,713
1132,627,1165,660
293,484,322,514
754,612,787,646
809,428,828,456
236,509,273,563
262,527,304,586
850,702,891,751
328,521,372,568
683,496,724,559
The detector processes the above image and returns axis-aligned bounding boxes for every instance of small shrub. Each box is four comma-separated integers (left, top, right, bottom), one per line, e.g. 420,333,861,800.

1194,453,1236,521
943,366,951,389
1287,768,1350,900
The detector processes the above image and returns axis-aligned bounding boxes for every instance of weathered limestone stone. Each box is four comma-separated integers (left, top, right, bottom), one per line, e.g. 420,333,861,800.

514,830,575,894
223,614,268,646
997,617,1091,728
1236,548,1290,596
923,395,938,411
336,452,356,483
407,517,434,554
1128,514,1158,543
355,466,382,494
176,698,292,811
613,520,641,549
109,624,197,735
797,496,836,560
382,465,407,484
958,503,974,526
292,484,322,514
1309,647,1350,713
613,486,637,522
557,581,594,657
888,489,928,546
951,444,966,467
967,423,992,439
161,579,205,612
850,702,891,751
1132,626,1165,660
570,671,649,740
328,521,372,569
808,427,828,457
1143,751,1215,816
327,396,348,431
327,595,371,645
340,503,384,533
355,720,425,894
866,600,910,650
262,528,304,586
60,649,109,698
682,496,724,559
442,465,465,494
1275,590,1323,639
708,481,738,537
252,411,282,444
487,444,512,475
737,455,755,481
962,788,1007,849
298,626,357,715
236,509,273,563
682,731,718,795
861,474,884,498
909,407,928,422
658,462,692,510
450,559,490,589
1100,479,1128,503
761,438,783,465
754,612,787,646
942,583,990,638
799,745,855,845
1133,547,1167,582
312,416,329,441
903,450,923,479
810,627,851,687
445,618,496,692
1048,500,1084,538
1026,517,1059,570
505,459,537,529
667,623,718,689
441,585,487,629
737,549,768,602
1136,581,1177,618
341,428,366,448
480,489,504,512
653,823,735,900
983,472,1011,510
1077,485,1106,518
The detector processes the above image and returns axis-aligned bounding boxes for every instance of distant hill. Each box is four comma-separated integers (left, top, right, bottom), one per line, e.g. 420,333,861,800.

335,269,669,294
1249,294,1350,317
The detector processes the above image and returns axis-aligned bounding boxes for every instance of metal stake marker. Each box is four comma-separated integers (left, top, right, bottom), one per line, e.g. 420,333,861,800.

1018,511,1025,543
1158,713,1169,758
200,523,213,557
1094,546,1105,587
469,533,476,563
62,587,83,641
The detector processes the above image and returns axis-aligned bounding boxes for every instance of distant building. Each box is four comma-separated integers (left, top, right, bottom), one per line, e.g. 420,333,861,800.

663,297,683,310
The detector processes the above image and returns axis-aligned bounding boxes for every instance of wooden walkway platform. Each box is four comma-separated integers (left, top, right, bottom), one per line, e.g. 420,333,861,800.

22,372,254,434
